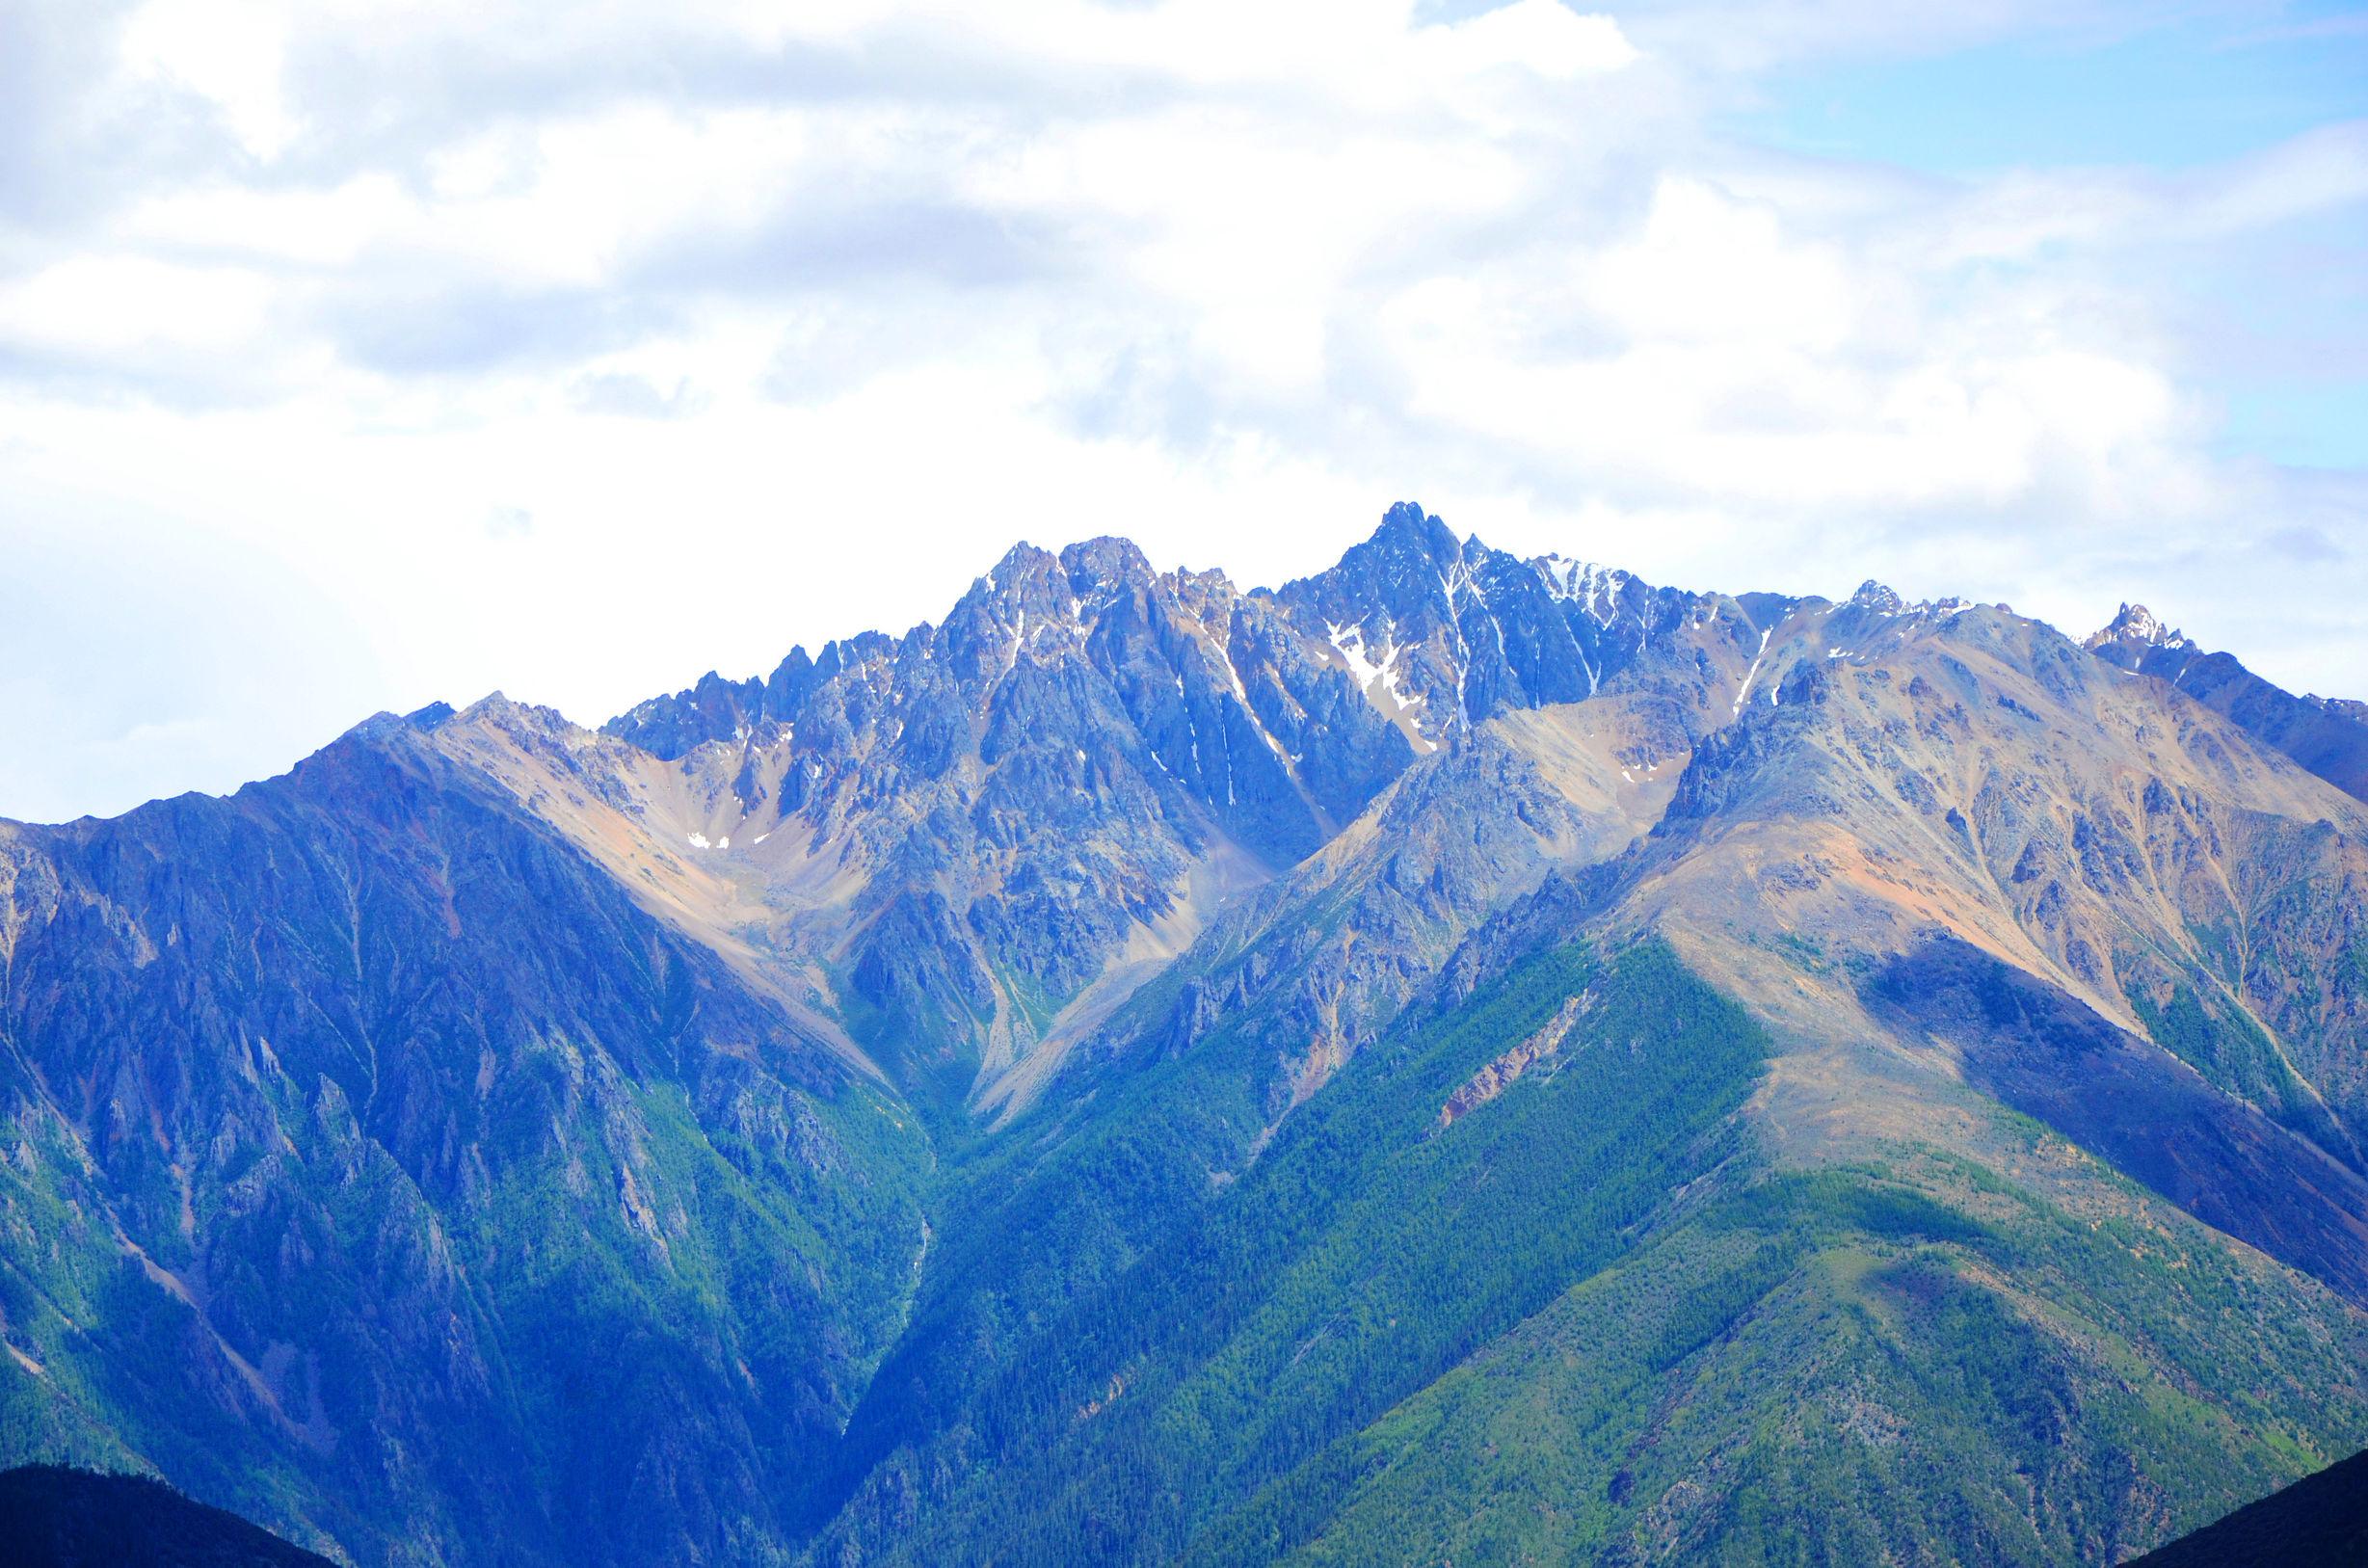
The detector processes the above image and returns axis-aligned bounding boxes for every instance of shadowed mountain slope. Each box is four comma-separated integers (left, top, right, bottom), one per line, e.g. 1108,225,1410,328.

2125,1444,2368,1565
0,1464,336,1567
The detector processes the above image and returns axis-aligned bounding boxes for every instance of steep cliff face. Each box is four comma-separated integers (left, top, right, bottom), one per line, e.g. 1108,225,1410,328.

3,505,2366,1567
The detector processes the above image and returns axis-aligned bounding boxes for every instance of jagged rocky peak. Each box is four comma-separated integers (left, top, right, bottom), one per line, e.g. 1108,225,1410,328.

2072,599,2368,803
350,690,560,748
1370,497,1464,564
1060,534,1158,595
2087,601,2192,651
1832,579,1982,625
1283,501,1467,626
609,503,2033,787
963,535,1159,615
451,689,572,730
1849,579,1907,615
986,538,1177,650
971,539,1065,608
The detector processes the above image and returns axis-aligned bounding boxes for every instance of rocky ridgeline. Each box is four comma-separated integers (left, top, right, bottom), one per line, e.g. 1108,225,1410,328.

601,502,1763,837
2,502,2367,1567
2087,600,2368,802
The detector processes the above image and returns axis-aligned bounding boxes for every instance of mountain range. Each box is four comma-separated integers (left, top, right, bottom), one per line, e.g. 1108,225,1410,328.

3,501,2366,1564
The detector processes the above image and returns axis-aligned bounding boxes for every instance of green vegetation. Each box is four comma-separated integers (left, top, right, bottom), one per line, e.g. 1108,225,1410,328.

12,917,2365,1567
809,938,2368,1567
0,1023,933,1568
1203,1149,2368,1566
2127,980,2347,1155
815,939,1778,1562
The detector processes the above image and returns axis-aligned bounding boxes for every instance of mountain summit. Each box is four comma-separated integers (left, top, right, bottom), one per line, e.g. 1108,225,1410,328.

2087,601,2194,652
1,504,2365,1566
2086,598,2368,801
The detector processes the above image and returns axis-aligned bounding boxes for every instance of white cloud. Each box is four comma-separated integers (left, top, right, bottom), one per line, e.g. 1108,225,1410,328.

0,254,276,358
0,0,2361,819
120,0,302,159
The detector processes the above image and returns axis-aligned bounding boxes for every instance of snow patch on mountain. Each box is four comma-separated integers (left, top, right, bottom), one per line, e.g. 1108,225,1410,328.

1323,619,1435,754
1534,555,1629,624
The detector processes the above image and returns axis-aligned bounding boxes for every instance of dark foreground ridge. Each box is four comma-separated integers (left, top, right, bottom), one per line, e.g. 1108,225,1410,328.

0,1465,334,1567
2125,1446,2368,1565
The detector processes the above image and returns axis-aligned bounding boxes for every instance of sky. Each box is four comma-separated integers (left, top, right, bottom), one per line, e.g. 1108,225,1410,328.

2,0,2365,823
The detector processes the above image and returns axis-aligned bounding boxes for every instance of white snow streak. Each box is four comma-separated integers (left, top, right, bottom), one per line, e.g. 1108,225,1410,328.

1731,627,1772,716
